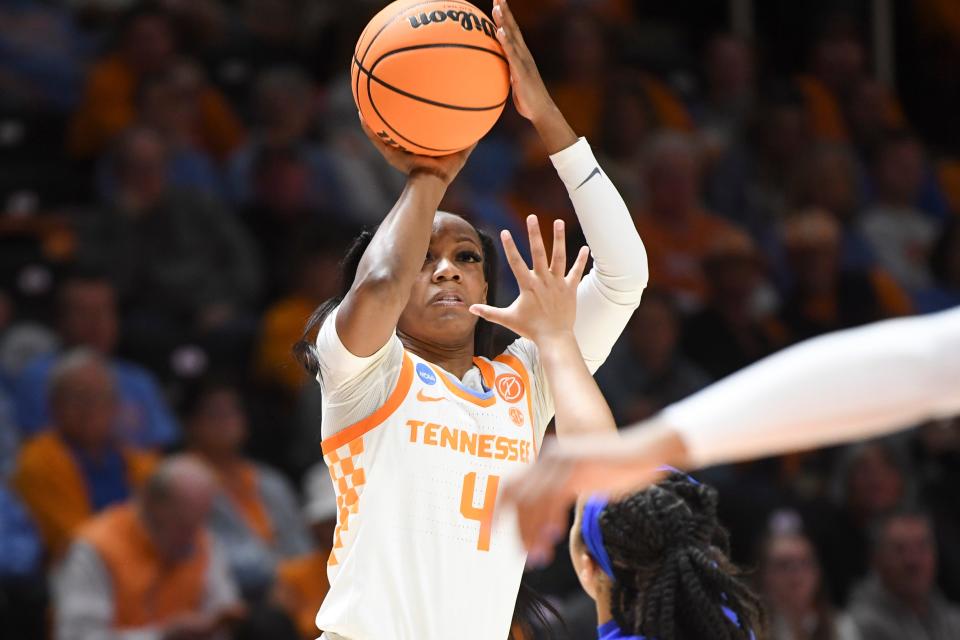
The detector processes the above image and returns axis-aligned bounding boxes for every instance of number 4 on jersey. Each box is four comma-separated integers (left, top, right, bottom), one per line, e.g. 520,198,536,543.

459,472,500,551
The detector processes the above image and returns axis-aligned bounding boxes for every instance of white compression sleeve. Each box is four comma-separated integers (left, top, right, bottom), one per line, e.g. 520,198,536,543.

549,138,648,371
663,306,960,468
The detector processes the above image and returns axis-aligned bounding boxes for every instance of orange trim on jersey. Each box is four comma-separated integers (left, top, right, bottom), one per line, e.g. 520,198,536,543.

473,356,496,390
320,352,414,455
494,354,538,459
429,364,497,408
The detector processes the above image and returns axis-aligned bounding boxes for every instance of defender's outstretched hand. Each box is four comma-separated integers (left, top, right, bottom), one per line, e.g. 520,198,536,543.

469,215,589,342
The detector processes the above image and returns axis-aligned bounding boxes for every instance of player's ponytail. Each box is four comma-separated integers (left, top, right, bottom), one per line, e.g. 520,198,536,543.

511,582,566,639
293,216,501,378
590,473,764,640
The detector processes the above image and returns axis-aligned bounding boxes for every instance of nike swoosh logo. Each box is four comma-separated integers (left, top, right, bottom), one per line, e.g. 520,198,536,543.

416,390,445,402
575,167,601,190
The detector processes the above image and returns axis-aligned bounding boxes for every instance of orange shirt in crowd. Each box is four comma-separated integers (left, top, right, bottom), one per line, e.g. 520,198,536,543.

633,209,739,308
797,268,914,328
68,55,244,160
218,462,275,544
79,503,210,629
11,431,156,558
794,74,905,143
274,549,331,639
253,296,315,393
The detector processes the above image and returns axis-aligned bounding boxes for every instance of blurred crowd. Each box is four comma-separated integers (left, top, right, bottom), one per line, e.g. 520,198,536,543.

1,1,959,639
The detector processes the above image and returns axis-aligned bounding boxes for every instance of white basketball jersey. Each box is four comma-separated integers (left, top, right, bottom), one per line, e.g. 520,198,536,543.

315,350,541,640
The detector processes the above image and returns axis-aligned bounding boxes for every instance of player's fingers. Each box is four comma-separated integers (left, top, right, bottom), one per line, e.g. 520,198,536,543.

500,230,533,287
468,304,510,328
550,219,566,277
567,246,590,284
526,215,549,275
498,0,528,52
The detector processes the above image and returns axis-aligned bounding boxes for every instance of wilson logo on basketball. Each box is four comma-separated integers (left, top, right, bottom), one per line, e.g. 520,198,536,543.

495,374,524,403
408,10,497,41
509,407,524,427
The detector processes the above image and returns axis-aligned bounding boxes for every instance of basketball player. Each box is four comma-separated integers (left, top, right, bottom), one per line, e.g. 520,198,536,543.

476,262,763,640
502,304,960,562
570,475,762,640
293,0,647,637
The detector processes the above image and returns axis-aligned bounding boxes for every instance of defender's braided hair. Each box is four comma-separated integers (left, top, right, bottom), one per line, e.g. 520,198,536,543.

599,473,764,640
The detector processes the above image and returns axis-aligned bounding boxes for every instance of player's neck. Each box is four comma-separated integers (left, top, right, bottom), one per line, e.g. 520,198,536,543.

595,599,614,629
399,332,475,379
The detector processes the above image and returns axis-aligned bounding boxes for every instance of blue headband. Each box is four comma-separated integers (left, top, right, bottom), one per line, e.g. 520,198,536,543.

581,494,616,579
582,467,698,580
586,468,753,640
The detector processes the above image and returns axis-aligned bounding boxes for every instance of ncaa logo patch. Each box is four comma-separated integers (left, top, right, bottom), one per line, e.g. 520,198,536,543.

509,407,524,427
495,373,524,403
416,363,437,386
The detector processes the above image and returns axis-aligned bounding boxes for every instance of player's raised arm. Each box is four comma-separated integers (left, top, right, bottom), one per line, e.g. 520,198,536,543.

493,0,647,375
504,305,960,559
470,215,617,439
334,124,475,357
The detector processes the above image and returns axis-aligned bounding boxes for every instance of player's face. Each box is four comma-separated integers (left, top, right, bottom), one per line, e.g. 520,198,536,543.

397,213,488,350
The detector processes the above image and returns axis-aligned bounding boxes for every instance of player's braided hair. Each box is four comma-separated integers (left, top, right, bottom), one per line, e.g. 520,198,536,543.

599,473,764,640
294,216,501,377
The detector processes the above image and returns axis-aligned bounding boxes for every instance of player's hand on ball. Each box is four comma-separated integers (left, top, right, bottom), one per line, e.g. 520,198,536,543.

469,215,588,343
360,119,475,185
491,0,554,122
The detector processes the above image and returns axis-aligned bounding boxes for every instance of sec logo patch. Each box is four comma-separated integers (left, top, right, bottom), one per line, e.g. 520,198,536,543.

495,373,524,403
509,407,524,426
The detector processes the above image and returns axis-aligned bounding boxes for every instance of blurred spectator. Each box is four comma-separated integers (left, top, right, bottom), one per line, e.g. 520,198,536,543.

848,510,960,639
707,86,811,237
11,349,157,558
272,461,337,640
595,72,655,207
184,380,311,601
0,483,46,640
78,126,262,368
0,0,88,111
694,33,756,157
543,11,610,141
794,18,903,143
210,0,313,106
12,270,179,448
681,227,783,379
96,59,226,200
913,418,960,601
817,441,913,605
321,74,407,224
227,67,339,210
53,455,245,640
633,132,739,309
596,290,710,423
253,231,346,394
68,5,243,160
791,144,875,271
779,210,912,341
917,218,960,313
758,526,860,640
239,146,344,296
0,387,19,478
859,132,939,292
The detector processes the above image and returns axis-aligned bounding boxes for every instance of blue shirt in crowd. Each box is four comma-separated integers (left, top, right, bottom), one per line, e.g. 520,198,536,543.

13,353,179,449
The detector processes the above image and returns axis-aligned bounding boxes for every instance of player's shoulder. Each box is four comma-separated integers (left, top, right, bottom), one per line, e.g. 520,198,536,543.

494,337,541,382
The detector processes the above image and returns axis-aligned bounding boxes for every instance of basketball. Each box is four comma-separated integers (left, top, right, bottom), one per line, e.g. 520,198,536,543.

351,0,511,156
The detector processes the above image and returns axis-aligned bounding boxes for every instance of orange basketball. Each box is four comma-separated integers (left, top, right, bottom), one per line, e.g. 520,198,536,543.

351,0,510,156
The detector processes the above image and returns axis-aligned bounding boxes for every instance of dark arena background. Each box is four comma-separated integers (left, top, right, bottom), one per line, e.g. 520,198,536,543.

1,0,959,639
